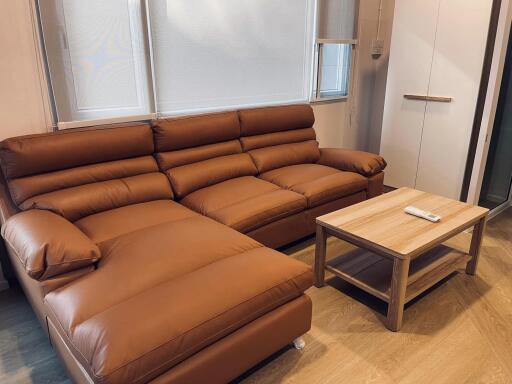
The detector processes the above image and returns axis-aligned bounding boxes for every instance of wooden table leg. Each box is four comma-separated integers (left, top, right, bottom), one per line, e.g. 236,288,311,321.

466,217,486,275
387,257,410,332
314,224,327,287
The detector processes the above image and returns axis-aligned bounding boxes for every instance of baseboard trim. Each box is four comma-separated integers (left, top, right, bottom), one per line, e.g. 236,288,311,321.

485,193,508,203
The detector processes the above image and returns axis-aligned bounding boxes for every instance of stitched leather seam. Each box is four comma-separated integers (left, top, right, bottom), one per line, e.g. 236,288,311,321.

288,172,343,189
10,157,158,204
170,155,258,198
159,111,238,124
94,269,311,383
45,300,97,374
263,171,342,191
90,209,198,247
3,235,98,278
261,172,366,207
240,129,315,151
44,257,98,269
203,187,294,215
69,242,264,334
232,207,302,233
130,291,305,384
4,124,148,142
223,199,306,232
92,214,202,261
306,181,368,206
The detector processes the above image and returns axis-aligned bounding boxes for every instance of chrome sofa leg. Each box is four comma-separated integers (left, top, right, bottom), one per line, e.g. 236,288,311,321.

292,337,306,350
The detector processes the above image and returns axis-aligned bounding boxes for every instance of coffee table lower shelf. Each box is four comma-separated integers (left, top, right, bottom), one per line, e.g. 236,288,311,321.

325,244,471,305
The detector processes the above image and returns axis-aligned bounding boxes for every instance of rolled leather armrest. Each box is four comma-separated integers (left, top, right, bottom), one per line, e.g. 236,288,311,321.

317,148,387,177
1,209,100,281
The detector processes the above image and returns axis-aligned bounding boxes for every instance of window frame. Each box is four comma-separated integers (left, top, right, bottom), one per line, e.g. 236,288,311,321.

144,0,316,117
310,0,359,103
38,0,155,129
37,0,358,129
311,38,358,103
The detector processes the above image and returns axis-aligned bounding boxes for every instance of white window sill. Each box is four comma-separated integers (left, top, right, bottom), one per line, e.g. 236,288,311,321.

310,95,348,105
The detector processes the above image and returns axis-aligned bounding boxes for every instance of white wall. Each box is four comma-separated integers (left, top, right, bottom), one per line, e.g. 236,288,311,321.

0,0,52,141
0,0,53,289
313,101,350,148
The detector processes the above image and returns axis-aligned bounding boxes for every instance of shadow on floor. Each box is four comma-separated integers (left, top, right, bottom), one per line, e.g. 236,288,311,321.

0,286,70,384
325,270,491,334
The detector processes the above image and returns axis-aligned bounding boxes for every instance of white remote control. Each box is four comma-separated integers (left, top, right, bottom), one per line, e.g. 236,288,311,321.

404,206,441,222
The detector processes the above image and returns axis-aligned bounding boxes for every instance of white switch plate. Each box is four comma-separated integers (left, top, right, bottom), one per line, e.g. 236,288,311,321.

371,39,384,55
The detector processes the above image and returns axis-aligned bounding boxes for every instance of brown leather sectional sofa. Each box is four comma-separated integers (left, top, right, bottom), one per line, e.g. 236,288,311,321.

0,104,386,384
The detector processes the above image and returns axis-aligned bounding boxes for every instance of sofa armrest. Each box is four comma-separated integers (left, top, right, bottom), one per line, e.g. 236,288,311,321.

1,209,100,281
317,148,386,177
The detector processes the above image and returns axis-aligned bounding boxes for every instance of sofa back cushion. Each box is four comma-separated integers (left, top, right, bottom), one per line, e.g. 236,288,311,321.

153,112,257,198
239,104,320,173
0,124,172,221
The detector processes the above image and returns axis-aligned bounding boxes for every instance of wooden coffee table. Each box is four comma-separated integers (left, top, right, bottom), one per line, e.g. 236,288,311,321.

314,187,489,331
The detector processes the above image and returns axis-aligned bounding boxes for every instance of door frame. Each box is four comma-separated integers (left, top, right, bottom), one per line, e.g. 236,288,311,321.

463,0,512,212
487,187,512,219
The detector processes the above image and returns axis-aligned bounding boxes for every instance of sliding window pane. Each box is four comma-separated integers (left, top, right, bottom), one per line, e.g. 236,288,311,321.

147,0,315,115
318,44,351,97
39,0,152,123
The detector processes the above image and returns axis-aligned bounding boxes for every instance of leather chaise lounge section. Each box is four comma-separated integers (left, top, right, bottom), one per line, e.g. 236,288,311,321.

0,104,386,384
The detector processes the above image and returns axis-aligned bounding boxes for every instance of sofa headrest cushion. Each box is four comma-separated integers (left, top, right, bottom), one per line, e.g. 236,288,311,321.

19,173,172,222
153,111,240,152
9,156,159,205
239,104,315,136
155,140,242,171
0,124,154,179
248,140,320,173
240,128,316,151
167,154,257,198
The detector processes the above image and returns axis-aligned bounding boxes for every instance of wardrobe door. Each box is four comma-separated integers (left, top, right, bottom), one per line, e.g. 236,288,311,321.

415,0,492,199
380,0,440,188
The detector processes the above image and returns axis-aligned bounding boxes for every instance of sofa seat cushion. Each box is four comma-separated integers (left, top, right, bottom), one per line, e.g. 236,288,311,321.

45,215,313,384
75,200,197,244
180,176,307,233
260,164,368,208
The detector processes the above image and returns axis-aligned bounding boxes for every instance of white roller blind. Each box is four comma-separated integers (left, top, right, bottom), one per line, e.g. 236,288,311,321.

317,0,357,40
39,0,153,124
148,0,315,115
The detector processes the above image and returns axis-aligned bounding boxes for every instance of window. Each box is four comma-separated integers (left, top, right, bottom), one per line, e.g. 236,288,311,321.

147,0,315,115
39,0,154,127
38,0,356,127
313,0,357,100
313,43,352,98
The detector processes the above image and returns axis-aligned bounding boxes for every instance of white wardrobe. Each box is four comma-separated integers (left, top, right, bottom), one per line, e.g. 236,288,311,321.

380,0,493,199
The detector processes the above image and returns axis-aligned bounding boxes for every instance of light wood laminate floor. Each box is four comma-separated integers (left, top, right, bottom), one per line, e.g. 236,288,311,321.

0,208,511,384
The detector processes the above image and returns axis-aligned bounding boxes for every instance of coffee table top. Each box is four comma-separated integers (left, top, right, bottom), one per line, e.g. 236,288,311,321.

317,187,488,259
